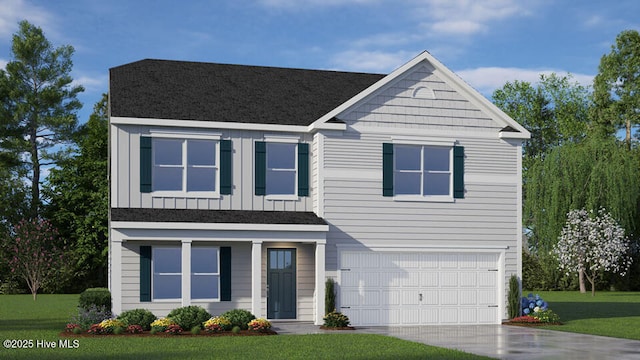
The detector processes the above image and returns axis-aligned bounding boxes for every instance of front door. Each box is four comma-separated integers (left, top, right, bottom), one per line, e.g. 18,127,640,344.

267,248,296,319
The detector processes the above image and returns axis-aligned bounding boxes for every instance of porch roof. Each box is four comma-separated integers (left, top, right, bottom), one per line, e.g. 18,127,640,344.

110,208,327,225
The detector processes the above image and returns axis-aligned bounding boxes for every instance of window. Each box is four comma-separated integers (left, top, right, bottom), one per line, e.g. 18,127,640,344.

266,143,297,195
153,139,217,192
152,247,181,300
255,141,309,197
394,145,451,196
383,143,464,199
191,247,219,299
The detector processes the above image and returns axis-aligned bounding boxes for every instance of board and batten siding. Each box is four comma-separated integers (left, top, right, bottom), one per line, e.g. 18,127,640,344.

111,125,314,212
120,242,252,317
320,63,522,319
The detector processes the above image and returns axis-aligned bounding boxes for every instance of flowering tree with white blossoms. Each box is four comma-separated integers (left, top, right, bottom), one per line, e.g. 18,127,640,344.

554,208,632,296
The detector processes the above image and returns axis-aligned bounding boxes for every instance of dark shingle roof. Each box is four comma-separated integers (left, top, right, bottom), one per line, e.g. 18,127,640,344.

111,208,327,225
109,59,385,126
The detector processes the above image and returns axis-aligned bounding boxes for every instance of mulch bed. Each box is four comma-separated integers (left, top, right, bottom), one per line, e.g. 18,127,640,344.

502,321,563,327
319,326,356,330
60,330,278,337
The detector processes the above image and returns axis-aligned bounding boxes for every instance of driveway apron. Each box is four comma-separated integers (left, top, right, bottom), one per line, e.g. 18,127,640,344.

271,322,640,360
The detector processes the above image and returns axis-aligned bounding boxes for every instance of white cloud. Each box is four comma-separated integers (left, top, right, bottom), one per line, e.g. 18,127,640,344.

456,66,594,96
0,58,7,69
72,74,108,93
0,0,53,40
416,0,529,37
330,50,413,73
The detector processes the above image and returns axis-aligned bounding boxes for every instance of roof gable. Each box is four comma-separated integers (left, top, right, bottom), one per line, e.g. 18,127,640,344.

109,59,384,126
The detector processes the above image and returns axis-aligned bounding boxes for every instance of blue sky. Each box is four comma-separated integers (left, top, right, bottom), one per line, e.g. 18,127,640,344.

1,0,639,123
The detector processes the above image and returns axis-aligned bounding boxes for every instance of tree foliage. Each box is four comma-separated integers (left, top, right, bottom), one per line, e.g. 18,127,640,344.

554,208,633,296
2,218,66,300
44,94,109,290
0,20,83,217
525,138,640,253
593,29,640,147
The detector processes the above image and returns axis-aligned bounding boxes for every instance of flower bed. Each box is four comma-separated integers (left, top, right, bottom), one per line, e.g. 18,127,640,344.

503,293,562,326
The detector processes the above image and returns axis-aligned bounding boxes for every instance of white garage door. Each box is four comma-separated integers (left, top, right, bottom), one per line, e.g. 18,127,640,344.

339,251,501,326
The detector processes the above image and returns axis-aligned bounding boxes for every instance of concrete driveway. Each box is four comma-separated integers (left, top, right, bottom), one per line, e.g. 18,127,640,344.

272,322,640,360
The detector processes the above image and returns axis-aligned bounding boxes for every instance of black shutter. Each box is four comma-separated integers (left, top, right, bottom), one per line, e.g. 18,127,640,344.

255,142,266,195
220,140,232,195
140,246,152,302
220,247,232,301
453,146,464,199
298,143,309,196
140,137,152,193
382,143,394,196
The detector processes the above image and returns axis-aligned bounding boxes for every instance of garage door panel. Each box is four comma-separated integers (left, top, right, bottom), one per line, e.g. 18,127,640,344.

340,251,500,326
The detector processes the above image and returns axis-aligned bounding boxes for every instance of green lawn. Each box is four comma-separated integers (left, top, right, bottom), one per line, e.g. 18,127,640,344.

530,291,640,340
0,294,490,359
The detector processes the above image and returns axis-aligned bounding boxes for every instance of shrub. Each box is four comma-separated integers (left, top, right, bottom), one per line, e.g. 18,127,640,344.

87,323,105,335
79,288,112,311
507,274,520,319
531,309,560,323
220,309,256,330
165,324,183,335
190,326,201,335
99,318,125,334
325,278,336,315
126,325,143,334
70,304,112,330
248,318,272,332
112,326,125,335
204,316,232,332
65,323,81,333
72,327,82,335
232,326,241,334
150,317,174,332
521,293,549,315
117,308,157,330
323,311,350,328
167,305,211,330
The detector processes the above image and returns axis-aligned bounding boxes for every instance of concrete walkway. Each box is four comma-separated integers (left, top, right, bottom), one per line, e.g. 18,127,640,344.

271,322,640,360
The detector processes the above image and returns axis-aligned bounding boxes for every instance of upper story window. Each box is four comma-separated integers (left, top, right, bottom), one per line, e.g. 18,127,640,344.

140,135,232,196
153,139,217,192
266,143,297,195
383,142,464,201
255,140,309,198
394,145,451,196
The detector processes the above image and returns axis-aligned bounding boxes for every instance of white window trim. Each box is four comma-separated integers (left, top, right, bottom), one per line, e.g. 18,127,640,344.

152,246,182,302
392,144,454,202
190,246,221,302
151,137,221,198
265,141,299,200
149,128,222,140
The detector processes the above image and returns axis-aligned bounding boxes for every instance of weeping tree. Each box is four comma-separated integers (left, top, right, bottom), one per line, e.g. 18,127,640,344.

526,137,640,255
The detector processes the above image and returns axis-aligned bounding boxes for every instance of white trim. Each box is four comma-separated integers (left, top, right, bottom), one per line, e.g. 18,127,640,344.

181,240,191,306
110,237,123,315
111,221,329,232
149,128,222,140
111,116,309,133
310,122,347,131
350,124,500,140
392,195,454,203
499,131,530,139
263,134,301,143
316,133,325,217
336,244,509,251
265,195,299,201
314,242,326,325
251,241,263,318
110,125,119,208
391,136,456,147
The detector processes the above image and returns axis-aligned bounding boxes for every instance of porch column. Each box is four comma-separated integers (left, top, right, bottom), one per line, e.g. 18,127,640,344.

111,236,123,315
251,240,263,318
315,240,326,325
181,240,192,306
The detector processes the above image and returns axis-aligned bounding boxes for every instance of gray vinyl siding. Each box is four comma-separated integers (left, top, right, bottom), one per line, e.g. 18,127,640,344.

111,126,313,212
320,64,522,318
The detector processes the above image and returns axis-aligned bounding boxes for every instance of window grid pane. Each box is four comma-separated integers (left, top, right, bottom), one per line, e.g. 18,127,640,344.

266,143,296,195
191,247,219,299
153,247,181,300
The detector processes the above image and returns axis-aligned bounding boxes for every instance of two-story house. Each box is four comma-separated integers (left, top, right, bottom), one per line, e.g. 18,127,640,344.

108,51,530,326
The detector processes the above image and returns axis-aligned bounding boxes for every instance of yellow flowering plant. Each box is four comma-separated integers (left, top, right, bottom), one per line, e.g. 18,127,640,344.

203,316,232,332
150,317,175,332
247,318,272,332
99,318,125,333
